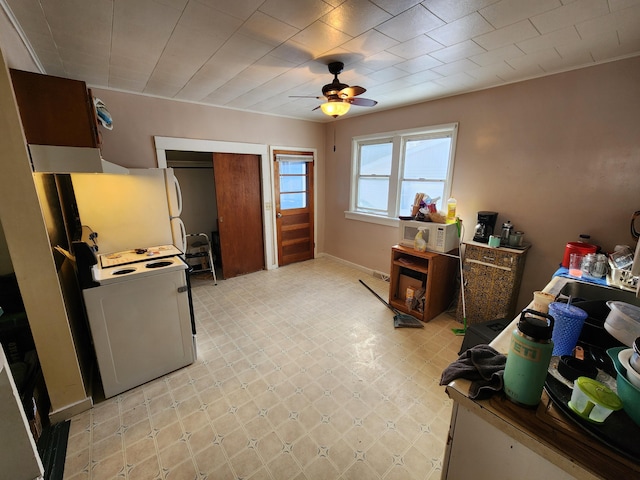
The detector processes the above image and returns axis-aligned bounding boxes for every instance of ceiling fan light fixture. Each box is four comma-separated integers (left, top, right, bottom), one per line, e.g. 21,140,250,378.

320,100,351,118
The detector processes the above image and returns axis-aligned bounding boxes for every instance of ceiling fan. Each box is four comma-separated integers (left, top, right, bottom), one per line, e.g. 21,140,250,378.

292,61,378,118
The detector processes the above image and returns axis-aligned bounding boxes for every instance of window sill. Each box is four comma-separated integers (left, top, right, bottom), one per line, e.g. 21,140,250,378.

344,211,399,227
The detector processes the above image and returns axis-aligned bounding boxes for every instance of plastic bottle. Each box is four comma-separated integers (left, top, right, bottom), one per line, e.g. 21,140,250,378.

446,197,457,224
414,228,427,252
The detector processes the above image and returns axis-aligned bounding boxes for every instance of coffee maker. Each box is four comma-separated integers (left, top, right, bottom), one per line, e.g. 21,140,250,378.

473,211,498,243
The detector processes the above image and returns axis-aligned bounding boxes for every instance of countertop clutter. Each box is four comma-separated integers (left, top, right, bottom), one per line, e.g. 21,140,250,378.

442,276,640,480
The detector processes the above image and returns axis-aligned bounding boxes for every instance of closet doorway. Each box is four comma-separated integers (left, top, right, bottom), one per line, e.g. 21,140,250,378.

165,150,264,279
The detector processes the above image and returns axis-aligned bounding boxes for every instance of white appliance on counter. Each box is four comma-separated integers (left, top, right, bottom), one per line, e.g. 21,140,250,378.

71,168,186,254
398,220,459,253
81,244,195,398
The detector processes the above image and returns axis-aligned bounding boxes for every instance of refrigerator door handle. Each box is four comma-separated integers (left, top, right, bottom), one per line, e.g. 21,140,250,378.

171,217,187,252
172,175,183,216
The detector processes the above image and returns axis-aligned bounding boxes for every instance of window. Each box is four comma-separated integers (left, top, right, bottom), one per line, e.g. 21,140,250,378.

348,123,457,224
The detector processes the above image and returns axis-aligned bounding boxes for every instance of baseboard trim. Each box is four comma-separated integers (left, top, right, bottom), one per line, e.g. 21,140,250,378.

48,396,93,424
316,253,389,280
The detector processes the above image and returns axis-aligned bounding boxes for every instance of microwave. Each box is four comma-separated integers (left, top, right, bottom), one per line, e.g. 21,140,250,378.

399,220,459,253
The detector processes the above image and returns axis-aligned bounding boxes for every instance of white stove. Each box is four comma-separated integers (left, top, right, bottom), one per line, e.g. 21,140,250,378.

82,243,195,398
92,244,186,285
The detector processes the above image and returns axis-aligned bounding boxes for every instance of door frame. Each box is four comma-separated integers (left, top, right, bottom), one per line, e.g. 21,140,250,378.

153,137,317,270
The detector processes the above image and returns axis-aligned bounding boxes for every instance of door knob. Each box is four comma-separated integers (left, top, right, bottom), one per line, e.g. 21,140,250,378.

276,213,282,218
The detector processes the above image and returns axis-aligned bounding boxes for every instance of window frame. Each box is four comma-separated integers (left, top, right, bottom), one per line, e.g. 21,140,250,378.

346,122,458,227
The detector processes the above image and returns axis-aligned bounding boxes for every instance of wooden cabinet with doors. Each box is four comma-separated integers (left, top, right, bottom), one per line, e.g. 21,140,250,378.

456,241,529,325
388,245,458,322
10,69,100,148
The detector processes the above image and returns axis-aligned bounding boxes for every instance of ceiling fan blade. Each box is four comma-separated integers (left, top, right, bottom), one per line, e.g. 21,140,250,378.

339,85,366,98
349,97,377,107
311,105,321,111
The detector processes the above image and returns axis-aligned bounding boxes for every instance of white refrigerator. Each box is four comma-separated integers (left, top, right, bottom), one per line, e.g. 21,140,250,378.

71,168,186,254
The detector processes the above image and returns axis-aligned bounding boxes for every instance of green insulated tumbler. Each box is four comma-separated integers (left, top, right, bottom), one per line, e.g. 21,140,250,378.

503,310,555,407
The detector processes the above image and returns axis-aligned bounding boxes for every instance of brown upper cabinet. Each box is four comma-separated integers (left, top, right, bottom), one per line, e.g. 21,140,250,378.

10,69,100,148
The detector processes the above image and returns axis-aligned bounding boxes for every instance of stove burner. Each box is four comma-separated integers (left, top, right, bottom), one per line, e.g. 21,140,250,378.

113,268,136,275
146,261,173,269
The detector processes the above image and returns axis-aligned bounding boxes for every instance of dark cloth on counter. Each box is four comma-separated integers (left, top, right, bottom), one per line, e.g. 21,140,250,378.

440,344,507,400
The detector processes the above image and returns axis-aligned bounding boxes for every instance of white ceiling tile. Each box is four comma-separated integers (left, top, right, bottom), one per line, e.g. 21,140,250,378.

466,61,516,81
546,47,597,69
367,66,410,82
375,4,445,42
109,65,151,84
615,4,640,44
474,19,540,50
516,26,581,53
507,47,562,71
195,0,264,20
608,0,640,11
154,0,189,9
480,0,562,29
427,12,495,46
432,70,477,87
39,0,113,42
395,53,442,73
354,51,406,71
143,78,184,97
8,0,640,121
386,35,443,59
111,1,182,63
6,0,52,35
217,34,274,62
530,0,610,34
429,40,486,62
537,47,592,71
52,32,110,59
269,41,316,65
431,58,481,75
290,21,353,57
238,11,300,46
370,0,423,16
179,1,242,31
108,75,149,92
422,0,499,23
342,30,399,56
499,60,545,81
470,44,525,66
322,0,392,37
258,0,334,29
590,39,640,61
110,54,156,76
63,61,109,83
382,80,445,101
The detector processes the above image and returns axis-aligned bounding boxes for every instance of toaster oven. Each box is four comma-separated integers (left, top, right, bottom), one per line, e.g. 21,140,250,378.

399,220,459,253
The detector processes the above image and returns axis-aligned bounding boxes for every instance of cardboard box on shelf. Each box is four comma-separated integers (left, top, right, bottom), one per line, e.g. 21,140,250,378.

398,274,422,301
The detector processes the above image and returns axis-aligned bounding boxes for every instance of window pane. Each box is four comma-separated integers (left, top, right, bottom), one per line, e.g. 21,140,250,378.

360,143,392,175
279,161,306,174
399,181,445,215
280,175,306,193
404,137,451,180
357,177,389,211
281,192,306,209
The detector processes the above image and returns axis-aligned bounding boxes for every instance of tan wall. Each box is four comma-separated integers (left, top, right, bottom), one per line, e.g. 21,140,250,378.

323,56,640,315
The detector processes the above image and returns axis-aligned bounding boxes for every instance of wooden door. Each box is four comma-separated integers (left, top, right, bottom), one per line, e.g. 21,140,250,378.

274,151,314,266
213,153,265,278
